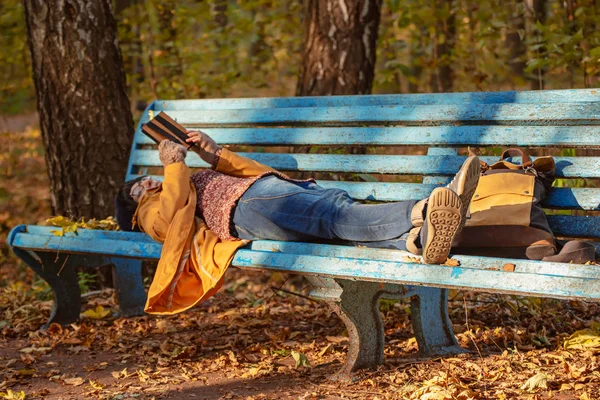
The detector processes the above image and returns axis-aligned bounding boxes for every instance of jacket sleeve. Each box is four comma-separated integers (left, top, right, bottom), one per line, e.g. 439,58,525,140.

215,147,276,177
137,162,191,242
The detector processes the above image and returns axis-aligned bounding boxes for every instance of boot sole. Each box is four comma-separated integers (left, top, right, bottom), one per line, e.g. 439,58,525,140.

423,188,462,264
449,156,481,230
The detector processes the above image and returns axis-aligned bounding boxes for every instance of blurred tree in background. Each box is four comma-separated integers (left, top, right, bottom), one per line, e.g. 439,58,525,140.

1,0,599,118
0,0,34,115
22,0,134,219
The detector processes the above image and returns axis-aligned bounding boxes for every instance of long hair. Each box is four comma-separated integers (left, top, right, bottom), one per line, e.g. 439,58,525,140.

114,176,148,231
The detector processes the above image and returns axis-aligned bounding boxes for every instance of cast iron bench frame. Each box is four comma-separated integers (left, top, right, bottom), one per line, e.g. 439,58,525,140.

9,89,600,379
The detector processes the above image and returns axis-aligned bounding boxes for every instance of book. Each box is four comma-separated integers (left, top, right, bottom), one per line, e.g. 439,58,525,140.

141,112,194,149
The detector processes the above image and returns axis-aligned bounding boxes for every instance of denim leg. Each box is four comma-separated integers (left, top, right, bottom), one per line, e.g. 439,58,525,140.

232,176,417,249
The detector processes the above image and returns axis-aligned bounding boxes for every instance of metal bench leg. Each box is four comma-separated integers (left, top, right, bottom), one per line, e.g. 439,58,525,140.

110,258,146,317
410,287,466,356
12,248,81,328
310,277,385,380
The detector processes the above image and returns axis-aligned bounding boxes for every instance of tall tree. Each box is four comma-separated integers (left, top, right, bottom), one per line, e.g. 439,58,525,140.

23,0,134,219
430,0,456,92
505,0,527,87
296,0,383,96
527,0,546,89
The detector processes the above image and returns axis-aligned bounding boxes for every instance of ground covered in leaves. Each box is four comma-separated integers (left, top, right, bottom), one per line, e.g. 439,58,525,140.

2,129,600,400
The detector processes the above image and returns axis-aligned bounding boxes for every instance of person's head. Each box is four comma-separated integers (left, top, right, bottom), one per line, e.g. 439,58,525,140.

114,176,161,231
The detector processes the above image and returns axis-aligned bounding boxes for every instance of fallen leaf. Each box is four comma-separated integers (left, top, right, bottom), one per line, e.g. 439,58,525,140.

20,346,51,354
318,343,333,358
291,350,311,369
15,369,35,377
502,263,516,272
63,377,84,386
82,305,110,320
241,366,262,378
88,380,105,390
403,256,422,264
563,329,600,350
442,258,460,267
520,372,549,392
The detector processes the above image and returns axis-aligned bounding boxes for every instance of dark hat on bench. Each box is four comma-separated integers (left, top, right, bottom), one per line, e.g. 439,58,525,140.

115,176,147,232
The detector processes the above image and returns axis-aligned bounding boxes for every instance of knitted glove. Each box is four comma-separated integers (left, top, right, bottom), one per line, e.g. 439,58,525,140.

158,140,187,167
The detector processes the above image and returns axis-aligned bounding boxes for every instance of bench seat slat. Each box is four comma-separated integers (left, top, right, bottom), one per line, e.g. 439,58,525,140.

10,227,600,300
232,249,600,301
154,89,600,110
131,152,600,178
164,104,600,126
133,125,600,147
248,241,600,279
11,230,162,260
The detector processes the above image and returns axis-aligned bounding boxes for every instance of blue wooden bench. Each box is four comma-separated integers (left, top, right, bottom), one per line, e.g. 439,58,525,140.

8,89,600,379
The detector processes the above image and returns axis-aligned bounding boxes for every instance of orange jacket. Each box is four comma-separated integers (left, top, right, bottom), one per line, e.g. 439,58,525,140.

133,148,274,315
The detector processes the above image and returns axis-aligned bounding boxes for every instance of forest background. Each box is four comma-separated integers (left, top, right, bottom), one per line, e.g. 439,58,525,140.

1,0,600,399
2,0,600,117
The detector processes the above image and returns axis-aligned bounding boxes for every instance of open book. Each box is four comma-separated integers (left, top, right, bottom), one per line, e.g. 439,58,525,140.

141,112,194,149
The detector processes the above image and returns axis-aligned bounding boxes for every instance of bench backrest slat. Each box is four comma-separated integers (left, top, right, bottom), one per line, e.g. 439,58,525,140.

133,126,600,147
154,89,600,110
162,104,600,126
130,152,600,179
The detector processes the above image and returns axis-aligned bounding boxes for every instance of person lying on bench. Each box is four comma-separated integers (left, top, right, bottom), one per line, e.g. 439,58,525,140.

114,131,480,315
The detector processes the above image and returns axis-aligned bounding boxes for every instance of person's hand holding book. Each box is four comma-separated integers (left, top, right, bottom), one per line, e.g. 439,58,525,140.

186,130,220,166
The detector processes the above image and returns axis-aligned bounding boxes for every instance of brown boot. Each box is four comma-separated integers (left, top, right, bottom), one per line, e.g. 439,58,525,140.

422,187,463,264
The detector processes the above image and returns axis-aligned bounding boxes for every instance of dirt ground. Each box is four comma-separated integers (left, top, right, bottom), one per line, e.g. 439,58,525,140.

2,268,600,400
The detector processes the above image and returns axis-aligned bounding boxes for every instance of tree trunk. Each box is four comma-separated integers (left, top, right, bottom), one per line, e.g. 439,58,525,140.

156,0,184,97
296,0,383,96
505,0,527,87
408,25,427,93
527,0,546,89
114,0,146,111
23,0,134,219
430,0,456,92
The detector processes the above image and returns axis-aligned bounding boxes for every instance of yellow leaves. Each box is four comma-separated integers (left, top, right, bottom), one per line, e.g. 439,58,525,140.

111,368,131,380
0,390,26,400
82,305,110,319
241,366,262,378
88,380,105,390
46,215,119,236
520,372,549,392
291,350,311,369
137,369,150,383
46,216,78,236
563,328,600,350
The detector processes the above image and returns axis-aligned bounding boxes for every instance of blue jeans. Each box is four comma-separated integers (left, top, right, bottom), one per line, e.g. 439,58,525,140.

232,176,418,251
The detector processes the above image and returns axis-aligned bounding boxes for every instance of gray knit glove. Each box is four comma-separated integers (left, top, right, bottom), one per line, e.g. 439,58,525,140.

158,140,187,167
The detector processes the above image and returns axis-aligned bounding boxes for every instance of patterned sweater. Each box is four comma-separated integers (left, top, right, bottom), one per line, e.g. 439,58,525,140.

189,149,308,241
